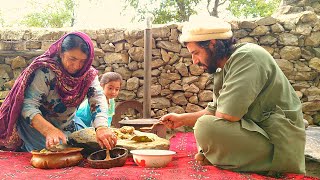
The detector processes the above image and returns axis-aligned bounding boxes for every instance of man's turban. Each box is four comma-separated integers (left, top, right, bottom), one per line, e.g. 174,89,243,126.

179,15,233,43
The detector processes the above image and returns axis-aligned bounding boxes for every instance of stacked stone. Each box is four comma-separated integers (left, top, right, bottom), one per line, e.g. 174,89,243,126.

275,0,320,16
0,11,319,125
89,26,212,118
232,11,320,125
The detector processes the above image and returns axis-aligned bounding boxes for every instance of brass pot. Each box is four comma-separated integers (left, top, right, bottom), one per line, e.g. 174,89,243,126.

31,147,83,169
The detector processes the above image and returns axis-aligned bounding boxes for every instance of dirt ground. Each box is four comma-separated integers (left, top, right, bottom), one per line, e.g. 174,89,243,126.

306,159,320,178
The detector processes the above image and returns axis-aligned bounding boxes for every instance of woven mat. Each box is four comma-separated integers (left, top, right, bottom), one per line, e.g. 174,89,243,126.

0,132,318,180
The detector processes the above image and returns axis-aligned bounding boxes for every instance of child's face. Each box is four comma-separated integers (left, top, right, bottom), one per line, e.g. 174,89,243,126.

102,80,121,99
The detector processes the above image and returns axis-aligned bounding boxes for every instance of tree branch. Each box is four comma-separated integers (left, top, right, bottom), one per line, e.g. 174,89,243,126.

207,0,211,15
218,0,227,6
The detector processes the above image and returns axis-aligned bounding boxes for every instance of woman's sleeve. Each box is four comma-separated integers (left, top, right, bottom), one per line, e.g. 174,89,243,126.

87,76,109,128
21,68,52,124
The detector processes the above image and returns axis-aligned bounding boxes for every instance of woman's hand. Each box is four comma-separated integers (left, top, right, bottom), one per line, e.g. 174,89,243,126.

31,114,67,150
95,127,117,150
159,113,184,129
45,127,67,149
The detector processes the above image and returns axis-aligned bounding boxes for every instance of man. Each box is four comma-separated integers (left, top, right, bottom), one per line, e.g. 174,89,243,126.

160,15,306,174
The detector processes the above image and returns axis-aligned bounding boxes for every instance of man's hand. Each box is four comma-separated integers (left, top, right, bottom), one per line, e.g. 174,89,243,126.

215,111,241,122
95,127,117,150
159,113,184,129
159,109,210,128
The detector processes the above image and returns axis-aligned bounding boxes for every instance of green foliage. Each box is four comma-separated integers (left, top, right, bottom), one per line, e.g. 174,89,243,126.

123,0,281,24
227,0,281,18
21,0,76,28
122,0,201,24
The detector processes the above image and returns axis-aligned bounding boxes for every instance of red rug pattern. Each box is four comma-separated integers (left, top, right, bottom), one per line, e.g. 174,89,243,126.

0,132,318,180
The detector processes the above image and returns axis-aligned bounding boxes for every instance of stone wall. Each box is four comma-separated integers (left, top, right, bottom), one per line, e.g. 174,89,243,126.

0,11,319,125
276,0,320,16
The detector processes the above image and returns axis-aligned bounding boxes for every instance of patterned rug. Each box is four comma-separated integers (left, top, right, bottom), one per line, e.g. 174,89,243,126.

0,132,318,180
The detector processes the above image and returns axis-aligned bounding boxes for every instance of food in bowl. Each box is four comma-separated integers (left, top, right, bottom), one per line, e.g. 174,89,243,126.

131,135,154,142
130,149,176,168
68,127,170,157
87,147,128,169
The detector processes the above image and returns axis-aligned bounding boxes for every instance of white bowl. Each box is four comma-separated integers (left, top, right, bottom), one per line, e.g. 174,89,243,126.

130,149,176,168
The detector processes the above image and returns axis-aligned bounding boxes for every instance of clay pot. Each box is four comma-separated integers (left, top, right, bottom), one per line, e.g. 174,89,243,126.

87,147,128,169
30,147,83,169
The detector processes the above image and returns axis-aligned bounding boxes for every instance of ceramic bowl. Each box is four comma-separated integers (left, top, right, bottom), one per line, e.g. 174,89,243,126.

87,147,128,169
130,149,176,168
30,147,83,169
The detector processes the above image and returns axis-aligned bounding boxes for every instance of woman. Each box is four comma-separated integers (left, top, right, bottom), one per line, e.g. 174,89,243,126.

75,72,122,129
0,32,117,152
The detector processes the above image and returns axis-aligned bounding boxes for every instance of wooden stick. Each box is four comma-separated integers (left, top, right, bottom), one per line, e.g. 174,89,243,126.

105,149,111,160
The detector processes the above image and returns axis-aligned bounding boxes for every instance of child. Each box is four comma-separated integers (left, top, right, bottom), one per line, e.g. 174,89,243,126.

74,72,122,130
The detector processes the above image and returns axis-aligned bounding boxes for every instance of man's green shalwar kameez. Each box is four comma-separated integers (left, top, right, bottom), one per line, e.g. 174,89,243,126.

194,43,306,174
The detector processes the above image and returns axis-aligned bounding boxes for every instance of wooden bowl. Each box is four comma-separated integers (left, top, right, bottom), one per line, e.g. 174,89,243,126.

30,147,83,169
87,147,128,169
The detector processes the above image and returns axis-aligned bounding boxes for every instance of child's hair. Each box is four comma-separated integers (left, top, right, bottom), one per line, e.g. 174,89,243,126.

99,72,122,86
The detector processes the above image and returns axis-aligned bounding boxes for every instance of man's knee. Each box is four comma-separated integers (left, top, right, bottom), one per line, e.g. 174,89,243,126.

195,115,233,136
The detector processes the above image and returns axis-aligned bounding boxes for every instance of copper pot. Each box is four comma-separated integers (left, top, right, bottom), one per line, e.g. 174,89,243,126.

30,147,83,169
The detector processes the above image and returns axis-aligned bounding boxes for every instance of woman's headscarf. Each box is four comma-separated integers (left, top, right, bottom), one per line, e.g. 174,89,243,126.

0,31,98,149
